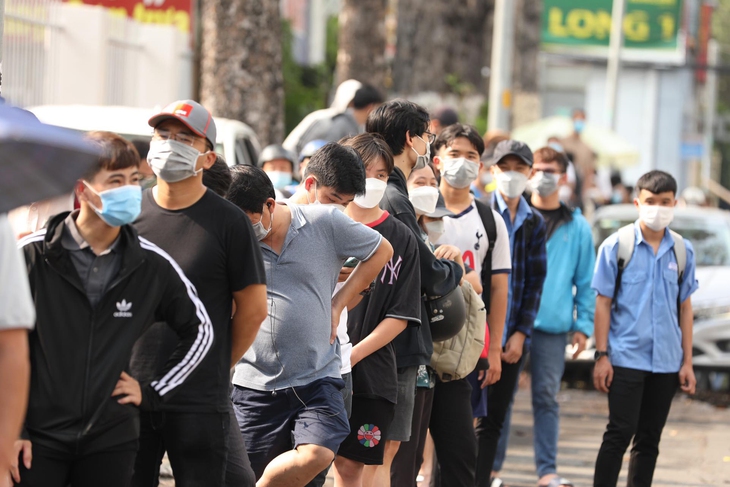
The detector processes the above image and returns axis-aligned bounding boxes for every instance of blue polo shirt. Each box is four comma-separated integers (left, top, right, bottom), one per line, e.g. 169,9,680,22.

592,222,699,373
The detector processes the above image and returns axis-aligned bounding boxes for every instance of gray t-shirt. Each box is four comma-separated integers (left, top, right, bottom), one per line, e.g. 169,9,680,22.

233,204,383,391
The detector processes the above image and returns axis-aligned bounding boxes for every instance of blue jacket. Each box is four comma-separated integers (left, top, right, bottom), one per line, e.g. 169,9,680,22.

534,208,595,337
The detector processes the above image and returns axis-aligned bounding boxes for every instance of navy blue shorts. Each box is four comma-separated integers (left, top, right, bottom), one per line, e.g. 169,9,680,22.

231,377,350,479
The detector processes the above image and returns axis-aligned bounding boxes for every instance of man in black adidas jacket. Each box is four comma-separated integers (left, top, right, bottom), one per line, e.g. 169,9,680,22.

8,132,213,487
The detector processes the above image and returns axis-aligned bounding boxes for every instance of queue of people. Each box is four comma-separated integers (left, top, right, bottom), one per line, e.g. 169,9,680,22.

0,94,699,487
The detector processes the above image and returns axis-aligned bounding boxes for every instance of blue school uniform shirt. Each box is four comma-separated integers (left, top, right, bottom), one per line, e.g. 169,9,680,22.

592,221,699,373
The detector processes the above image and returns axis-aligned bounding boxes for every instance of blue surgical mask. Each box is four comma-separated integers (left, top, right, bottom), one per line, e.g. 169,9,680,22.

574,119,585,134
266,170,292,190
84,183,142,227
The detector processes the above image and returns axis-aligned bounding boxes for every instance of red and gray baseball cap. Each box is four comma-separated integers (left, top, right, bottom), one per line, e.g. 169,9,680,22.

148,100,217,148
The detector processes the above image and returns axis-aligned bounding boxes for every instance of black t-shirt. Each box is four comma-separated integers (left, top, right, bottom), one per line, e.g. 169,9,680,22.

534,203,573,240
130,189,266,412
348,212,422,403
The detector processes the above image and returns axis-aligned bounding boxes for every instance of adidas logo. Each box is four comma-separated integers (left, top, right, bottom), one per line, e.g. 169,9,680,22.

114,299,133,318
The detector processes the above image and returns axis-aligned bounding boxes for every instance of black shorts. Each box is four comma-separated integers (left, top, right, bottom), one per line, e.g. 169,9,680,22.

337,395,395,465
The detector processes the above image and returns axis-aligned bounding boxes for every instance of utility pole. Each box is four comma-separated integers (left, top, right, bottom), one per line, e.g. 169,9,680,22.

488,0,514,132
605,0,626,131
703,39,719,186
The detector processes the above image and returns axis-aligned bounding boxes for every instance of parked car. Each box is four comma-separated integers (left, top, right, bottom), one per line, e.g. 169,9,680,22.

566,204,730,372
29,105,262,167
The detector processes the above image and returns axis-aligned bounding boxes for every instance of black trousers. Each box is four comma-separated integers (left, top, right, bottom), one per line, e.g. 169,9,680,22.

474,357,525,487
428,378,478,487
594,366,678,487
15,442,137,487
225,403,257,487
390,387,435,487
130,410,230,487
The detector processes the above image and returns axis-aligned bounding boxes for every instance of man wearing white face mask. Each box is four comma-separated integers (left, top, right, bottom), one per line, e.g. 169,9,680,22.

592,170,698,487
492,147,596,487
367,100,464,487
130,100,268,487
333,134,421,487
477,139,547,487
429,124,512,487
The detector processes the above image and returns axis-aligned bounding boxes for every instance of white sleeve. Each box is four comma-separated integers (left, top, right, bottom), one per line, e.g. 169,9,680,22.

491,209,512,273
0,215,35,330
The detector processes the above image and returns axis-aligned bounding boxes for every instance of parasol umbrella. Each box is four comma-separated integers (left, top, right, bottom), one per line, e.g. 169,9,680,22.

0,103,101,214
511,116,641,169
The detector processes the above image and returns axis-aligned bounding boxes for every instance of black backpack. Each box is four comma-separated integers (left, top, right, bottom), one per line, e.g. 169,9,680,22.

474,199,497,313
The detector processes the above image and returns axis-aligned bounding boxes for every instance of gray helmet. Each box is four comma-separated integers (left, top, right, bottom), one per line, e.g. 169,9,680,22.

427,285,467,341
258,144,296,170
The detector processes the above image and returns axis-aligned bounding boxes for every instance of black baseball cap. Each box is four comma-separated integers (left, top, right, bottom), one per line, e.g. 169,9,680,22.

492,139,533,167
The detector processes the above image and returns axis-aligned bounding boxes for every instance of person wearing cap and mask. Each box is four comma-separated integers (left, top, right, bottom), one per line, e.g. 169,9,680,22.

367,100,463,487
476,139,547,487
258,145,298,200
491,147,595,487
225,163,393,487
129,100,268,487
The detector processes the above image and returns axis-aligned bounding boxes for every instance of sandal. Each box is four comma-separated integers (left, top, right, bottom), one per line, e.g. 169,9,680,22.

491,478,505,487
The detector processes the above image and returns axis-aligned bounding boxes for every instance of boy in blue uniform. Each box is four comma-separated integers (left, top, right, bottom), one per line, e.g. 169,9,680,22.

592,170,698,487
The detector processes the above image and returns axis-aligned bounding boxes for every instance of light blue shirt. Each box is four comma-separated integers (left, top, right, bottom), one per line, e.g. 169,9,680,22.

494,192,533,345
592,222,699,373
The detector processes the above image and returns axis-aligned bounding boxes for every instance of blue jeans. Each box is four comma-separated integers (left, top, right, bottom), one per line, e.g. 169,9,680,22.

492,330,566,478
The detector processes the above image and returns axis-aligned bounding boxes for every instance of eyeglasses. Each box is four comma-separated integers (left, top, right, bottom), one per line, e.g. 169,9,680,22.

422,132,436,144
152,128,201,147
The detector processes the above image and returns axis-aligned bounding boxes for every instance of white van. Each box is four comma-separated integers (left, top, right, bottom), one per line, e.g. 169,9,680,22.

29,105,262,167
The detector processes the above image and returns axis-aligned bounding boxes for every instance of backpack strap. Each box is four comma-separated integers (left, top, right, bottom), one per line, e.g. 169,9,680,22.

475,199,497,314
613,224,636,310
669,229,686,325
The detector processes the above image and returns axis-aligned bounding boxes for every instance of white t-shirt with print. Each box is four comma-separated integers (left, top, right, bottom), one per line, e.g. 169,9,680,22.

436,201,511,275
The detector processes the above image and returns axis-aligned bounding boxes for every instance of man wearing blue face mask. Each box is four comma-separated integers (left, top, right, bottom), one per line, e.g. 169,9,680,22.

131,100,267,487
11,132,213,487
559,109,596,207
258,144,298,200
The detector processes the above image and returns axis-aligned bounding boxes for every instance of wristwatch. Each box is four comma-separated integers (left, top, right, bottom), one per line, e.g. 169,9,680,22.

594,350,609,361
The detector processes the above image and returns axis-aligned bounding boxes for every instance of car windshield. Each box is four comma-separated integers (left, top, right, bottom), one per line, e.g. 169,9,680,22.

594,214,730,267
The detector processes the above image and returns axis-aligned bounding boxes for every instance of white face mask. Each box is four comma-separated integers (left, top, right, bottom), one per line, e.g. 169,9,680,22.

412,136,431,171
441,157,480,189
252,205,273,241
529,171,561,197
495,170,529,199
639,204,674,232
409,186,439,216
147,139,205,183
425,220,444,243
353,178,387,209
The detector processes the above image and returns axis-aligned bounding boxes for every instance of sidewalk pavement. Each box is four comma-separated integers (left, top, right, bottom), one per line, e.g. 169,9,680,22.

497,388,730,487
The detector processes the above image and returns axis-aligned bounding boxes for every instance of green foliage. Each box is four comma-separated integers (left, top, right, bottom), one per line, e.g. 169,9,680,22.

473,101,489,135
282,17,339,136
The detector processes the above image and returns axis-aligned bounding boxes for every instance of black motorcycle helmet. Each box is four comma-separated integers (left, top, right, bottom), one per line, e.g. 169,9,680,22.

427,285,466,341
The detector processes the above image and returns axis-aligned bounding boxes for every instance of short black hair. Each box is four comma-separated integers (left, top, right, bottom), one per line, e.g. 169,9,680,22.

636,170,677,196
227,165,276,213
352,84,384,109
131,139,149,160
533,146,568,173
366,99,430,156
339,133,395,175
203,155,232,197
433,123,485,156
84,131,140,181
303,142,366,196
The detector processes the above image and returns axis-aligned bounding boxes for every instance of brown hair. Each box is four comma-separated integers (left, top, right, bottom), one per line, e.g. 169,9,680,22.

339,133,395,175
83,131,140,180
533,146,568,173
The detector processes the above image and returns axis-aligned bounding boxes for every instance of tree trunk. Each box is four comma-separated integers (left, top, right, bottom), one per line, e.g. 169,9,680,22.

200,0,284,146
393,0,492,96
336,0,388,92
512,0,542,128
